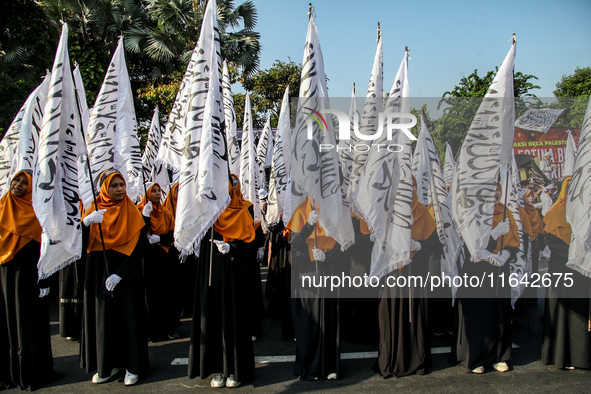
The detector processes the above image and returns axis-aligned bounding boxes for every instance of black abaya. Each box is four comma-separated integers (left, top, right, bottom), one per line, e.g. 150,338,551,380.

542,234,591,369
188,228,255,383
0,241,56,391
59,257,85,339
80,227,150,378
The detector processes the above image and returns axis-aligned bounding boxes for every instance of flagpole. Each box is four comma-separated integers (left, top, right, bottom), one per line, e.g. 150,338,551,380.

70,62,112,283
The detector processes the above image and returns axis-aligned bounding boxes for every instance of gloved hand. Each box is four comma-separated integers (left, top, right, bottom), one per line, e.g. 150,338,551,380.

213,239,230,254
258,189,268,201
490,250,511,267
39,288,50,298
105,274,122,291
312,248,325,262
147,234,160,244
491,219,511,240
307,210,319,226
83,209,106,226
256,247,265,262
410,240,422,252
370,233,376,243
142,202,153,217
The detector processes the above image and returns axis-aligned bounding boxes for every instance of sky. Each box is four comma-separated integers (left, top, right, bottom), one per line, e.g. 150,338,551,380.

246,0,591,100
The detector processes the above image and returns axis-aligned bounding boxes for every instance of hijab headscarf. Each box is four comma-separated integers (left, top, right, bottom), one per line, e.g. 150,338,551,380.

81,170,146,256
137,183,175,252
411,175,437,258
163,183,179,218
287,198,337,261
0,171,42,265
214,177,256,243
522,189,543,240
492,181,520,253
543,177,572,245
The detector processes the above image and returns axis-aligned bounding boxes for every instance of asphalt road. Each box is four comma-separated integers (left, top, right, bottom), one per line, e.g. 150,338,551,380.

22,259,591,393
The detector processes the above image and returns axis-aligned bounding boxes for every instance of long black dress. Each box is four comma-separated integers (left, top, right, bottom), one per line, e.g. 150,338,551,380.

449,239,516,370
188,228,255,383
290,221,341,381
375,231,442,377
80,225,150,378
143,231,180,340
542,234,591,369
59,254,86,339
265,222,294,340
0,240,57,391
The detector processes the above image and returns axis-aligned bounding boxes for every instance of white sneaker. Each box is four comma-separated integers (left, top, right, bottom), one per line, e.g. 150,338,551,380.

226,375,241,388
493,362,509,373
92,367,122,384
251,336,257,342
210,373,226,388
327,373,337,380
124,370,138,386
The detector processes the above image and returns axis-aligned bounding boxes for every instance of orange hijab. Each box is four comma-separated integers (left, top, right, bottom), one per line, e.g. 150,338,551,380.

287,198,337,261
137,183,175,252
543,177,572,245
522,190,543,240
411,176,437,258
81,171,146,256
492,202,520,253
518,205,533,238
0,171,42,265
214,179,256,243
163,183,179,218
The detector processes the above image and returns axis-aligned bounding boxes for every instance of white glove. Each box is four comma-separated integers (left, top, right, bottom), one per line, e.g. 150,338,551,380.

147,234,160,244
307,210,319,226
258,189,268,201
39,288,50,298
105,274,122,291
491,219,511,240
369,233,376,243
312,248,325,262
490,250,511,267
83,209,106,226
142,202,153,217
410,240,422,252
256,247,265,262
213,239,230,254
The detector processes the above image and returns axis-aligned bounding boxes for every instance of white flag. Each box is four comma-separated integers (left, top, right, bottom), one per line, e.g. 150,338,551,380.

499,157,528,306
452,42,516,263
356,50,411,280
566,95,591,277
413,113,462,299
0,73,50,196
240,91,261,223
33,24,85,279
73,64,90,134
348,32,383,207
222,60,240,176
339,84,359,206
266,87,291,226
174,0,230,257
562,131,577,177
290,13,354,250
443,142,456,187
79,36,143,207
141,106,176,187
256,112,274,169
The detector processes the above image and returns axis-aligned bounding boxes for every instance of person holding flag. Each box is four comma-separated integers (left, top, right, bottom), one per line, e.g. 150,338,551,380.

138,183,180,341
0,171,61,390
450,182,519,374
522,189,545,302
535,184,555,217
542,177,591,370
80,169,149,386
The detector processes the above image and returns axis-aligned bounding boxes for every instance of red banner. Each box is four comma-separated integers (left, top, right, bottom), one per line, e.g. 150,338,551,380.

513,127,580,180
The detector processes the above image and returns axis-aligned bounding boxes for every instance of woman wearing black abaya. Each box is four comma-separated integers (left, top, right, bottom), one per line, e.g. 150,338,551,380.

0,171,59,391
542,176,591,370
289,198,341,381
80,169,149,386
449,182,518,374
188,178,256,389
375,175,442,378
138,183,179,341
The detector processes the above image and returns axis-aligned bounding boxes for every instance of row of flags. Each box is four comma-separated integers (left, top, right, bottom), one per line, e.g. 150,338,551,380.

2,1,590,303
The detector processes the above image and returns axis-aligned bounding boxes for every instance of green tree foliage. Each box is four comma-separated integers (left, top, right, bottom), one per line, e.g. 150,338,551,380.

432,68,541,163
549,66,591,128
0,0,59,136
